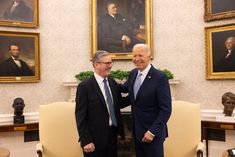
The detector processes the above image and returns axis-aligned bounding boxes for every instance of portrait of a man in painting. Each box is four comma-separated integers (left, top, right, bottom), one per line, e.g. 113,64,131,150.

97,0,146,53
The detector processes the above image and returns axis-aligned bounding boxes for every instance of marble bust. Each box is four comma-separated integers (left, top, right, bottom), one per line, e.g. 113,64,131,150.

222,92,235,116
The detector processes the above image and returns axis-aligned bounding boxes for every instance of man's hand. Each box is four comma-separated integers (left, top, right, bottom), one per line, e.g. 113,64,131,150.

83,143,95,153
142,131,154,143
122,35,132,45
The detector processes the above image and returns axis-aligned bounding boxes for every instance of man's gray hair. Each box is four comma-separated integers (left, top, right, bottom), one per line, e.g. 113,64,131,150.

92,50,110,64
225,36,235,44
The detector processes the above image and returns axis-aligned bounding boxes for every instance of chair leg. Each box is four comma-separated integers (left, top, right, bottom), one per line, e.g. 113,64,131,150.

197,150,203,157
37,150,43,157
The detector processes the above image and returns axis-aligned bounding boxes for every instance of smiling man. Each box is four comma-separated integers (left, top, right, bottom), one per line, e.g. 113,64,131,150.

121,43,172,157
75,50,127,157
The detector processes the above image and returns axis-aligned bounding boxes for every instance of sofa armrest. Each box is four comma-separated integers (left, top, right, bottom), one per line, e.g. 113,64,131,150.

36,143,43,157
196,142,204,157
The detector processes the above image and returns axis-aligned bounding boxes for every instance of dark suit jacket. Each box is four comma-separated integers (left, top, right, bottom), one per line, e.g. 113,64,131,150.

213,49,235,72
75,75,125,149
0,57,33,76
4,0,33,22
98,13,135,52
122,65,172,142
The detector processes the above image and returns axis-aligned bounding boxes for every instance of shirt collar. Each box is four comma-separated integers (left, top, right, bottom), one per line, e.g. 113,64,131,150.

94,72,106,85
12,56,19,60
12,2,19,7
109,14,115,18
138,64,151,76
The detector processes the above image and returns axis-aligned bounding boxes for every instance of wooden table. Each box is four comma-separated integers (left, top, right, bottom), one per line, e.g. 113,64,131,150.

0,122,38,132
201,120,235,157
0,121,39,142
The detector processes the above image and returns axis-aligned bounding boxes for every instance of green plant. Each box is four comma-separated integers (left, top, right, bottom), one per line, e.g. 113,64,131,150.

110,70,130,80
161,69,174,79
75,71,93,81
75,70,130,81
75,69,174,81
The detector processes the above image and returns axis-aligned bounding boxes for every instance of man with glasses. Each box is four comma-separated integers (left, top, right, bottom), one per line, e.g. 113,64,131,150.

75,50,127,157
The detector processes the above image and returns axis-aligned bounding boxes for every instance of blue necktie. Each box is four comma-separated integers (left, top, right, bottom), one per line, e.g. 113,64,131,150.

134,73,142,99
103,79,117,126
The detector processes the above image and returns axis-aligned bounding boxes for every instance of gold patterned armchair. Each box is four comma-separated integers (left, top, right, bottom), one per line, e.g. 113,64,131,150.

164,101,204,157
36,102,83,157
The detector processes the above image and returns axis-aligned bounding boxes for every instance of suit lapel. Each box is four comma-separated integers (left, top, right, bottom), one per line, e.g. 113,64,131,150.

90,76,107,109
9,58,20,69
135,66,154,100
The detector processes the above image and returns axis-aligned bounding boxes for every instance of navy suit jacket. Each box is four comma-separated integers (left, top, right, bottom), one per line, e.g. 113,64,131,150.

122,65,172,142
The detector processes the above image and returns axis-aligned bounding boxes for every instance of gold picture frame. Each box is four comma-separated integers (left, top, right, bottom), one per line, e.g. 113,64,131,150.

0,0,39,28
205,24,235,79
204,0,235,22
0,31,40,83
90,0,153,60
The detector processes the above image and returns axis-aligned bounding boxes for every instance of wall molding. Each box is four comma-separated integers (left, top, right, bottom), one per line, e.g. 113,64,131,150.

0,112,39,124
0,109,226,124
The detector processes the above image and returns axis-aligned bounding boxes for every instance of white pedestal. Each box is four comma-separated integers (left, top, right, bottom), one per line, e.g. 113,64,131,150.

216,115,235,122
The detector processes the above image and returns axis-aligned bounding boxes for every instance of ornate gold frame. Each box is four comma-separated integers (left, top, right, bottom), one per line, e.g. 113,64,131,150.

204,0,235,22
0,0,39,28
205,24,235,79
90,0,153,60
0,31,40,83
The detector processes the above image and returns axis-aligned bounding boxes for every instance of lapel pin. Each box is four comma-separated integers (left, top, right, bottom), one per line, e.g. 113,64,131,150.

148,76,151,79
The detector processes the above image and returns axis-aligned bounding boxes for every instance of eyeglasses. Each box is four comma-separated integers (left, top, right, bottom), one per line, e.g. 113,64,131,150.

97,61,114,65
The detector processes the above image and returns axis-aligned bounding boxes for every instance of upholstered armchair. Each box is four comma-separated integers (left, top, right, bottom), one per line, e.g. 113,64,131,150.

164,101,204,157
36,102,83,157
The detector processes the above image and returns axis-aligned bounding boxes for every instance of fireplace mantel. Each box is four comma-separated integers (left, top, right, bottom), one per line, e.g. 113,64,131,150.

63,79,180,103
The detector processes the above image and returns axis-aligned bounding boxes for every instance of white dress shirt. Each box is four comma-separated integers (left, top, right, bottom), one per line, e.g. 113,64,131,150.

12,57,22,68
137,64,156,137
137,64,151,83
94,72,113,126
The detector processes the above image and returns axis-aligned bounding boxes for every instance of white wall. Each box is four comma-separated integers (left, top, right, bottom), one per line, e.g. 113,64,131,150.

1,1,235,157
0,0,235,113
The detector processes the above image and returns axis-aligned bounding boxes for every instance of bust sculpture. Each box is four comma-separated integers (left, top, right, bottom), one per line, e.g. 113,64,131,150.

12,97,25,124
222,92,235,116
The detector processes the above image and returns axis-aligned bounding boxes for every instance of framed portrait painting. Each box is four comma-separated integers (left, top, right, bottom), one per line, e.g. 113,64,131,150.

204,0,235,22
0,0,39,28
0,31,40,83
90,0,153,60
205,24,235,79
